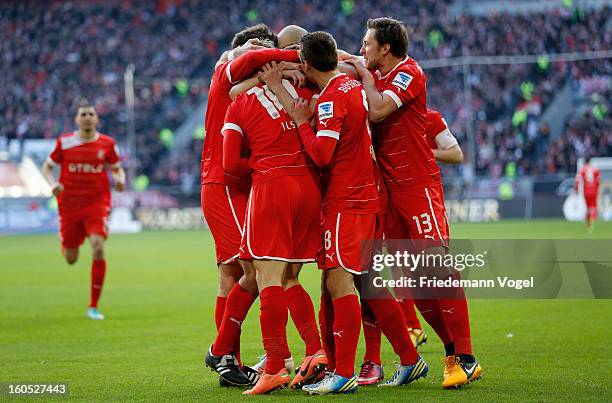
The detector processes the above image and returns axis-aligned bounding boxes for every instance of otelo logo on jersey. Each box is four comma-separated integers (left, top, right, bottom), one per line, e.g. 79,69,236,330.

318,101,334,121
392,72,413,91
68,163,104,173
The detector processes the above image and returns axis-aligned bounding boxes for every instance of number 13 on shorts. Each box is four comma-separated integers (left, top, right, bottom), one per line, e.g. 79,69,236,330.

412,213,432,235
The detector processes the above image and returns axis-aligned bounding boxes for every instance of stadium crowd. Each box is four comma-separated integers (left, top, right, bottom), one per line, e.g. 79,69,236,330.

0,0,609,186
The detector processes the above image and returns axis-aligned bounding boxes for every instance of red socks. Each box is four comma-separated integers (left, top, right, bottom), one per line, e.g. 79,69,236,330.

90,259,106,308
440,292,473,355
332,294,361,378
399,299,422,330
260,286,289,374
361,301,382,365
286,284,322,356
414,299,454,345
319,291,336,371
215,296,226,331
212,284,257,359
368,298,419,366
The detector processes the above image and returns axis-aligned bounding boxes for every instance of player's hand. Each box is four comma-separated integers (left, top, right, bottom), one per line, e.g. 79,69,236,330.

114,181,125,192
291,98,314,126
282,69,306,88
51,183,64,196
259,62,283,89
345,58,368,78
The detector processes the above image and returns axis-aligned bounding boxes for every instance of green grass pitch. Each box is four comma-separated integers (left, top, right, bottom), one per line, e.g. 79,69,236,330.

1,220,611,401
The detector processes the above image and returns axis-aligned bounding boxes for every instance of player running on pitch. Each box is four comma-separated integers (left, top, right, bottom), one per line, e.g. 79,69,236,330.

348,17,481,389
575,156,601,231
42,100,125,320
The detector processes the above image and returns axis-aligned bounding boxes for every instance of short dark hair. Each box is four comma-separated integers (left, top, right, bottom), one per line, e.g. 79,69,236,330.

231,23,278,49
77,99,94,111
367,17,409,57
585,156,592,163
299,31,337,72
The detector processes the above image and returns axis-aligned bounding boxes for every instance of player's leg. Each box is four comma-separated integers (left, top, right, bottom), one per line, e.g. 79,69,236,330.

216,263,242,328
359,193,384,384
399,299,428,348
318,272,336,372
202,183,253,385
359,279,425,387
387,191,454,351
585,194,598,231
243,259,291,394
304,213,369,395
358,300,384,386
84,214,110,320
63,248,79,265
58,215,84,265
284,263,327,389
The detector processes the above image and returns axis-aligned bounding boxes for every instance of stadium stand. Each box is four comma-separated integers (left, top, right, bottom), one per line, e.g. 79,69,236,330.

0,1,609,187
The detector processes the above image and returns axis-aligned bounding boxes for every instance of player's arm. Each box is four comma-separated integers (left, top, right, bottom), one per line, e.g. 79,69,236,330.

109,164,126,191
433,145,463,164
221,105,251,176
230,76,260,101
293,99,337,167
215,38,265,70
574,170,582,192
347,59,398,123
432,128,463,164
226,48,299,85
230,62,305,101
337,52,363,78
222,126,251,176
42,158,63,196
105,142,125,191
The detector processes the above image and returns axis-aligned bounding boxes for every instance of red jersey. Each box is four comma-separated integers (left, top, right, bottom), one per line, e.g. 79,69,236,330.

576,163,600,196
426,108,458,150
222,81,315,184
49,132,119,216
371,57,440,190
200,48,299,186
315,73,378,214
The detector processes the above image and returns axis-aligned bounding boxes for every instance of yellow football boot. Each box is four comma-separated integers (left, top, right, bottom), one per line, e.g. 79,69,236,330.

442,356,482,389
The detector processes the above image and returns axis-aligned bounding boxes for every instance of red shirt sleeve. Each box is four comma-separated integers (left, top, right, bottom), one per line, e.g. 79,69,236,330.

49,138,63,163
222,103,251,176
297,122,337,167
106,140,120,165
382,66,425,108
315,92,347,141
226,49,299,84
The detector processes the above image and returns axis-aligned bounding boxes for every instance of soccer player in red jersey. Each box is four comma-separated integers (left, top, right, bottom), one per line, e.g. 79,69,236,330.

218,66,325,394
268,31,427,394
201,24,304,386
358,107,464,385
349,17,481,389
41,101,125,321
575,156,601,231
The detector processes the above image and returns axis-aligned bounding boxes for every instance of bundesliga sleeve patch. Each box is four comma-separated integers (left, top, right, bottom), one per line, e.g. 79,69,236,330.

392,71,413,91
318,101,334,121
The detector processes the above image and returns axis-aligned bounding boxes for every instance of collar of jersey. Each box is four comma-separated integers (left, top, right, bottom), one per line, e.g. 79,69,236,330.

320,73,346,96
376,56,409,80
73,131,100,143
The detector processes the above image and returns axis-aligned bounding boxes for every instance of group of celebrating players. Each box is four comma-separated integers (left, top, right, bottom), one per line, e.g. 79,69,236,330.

200,17,482,395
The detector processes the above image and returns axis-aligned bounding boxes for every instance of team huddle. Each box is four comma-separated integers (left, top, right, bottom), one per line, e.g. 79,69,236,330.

200,18,481,395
